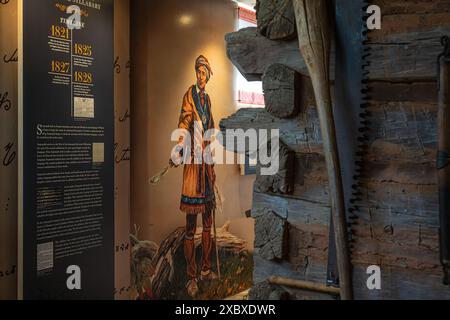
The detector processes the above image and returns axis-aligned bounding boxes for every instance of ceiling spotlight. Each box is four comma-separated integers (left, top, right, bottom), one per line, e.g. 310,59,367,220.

179,14,193,26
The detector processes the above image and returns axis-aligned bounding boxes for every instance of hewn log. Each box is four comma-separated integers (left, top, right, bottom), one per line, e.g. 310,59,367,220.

220,97,440,162
369,81,437,103
367,31,447,80
253,254,330,291
287,222,329,266
220,107,322,154
369,11,450,43
254,209,288,261
371,0,450,15
249,281,290,300
226,28,449,81
362,160,437,185
262,64,302,118
256,150,438,206
253,189,444,275
254,140,295,194
253,192,330,225
255,220,448,299
225,27,314,81
350,224,441,273
255,0,296,40
367,102,438,162
252,243,336,300
352,265,450,300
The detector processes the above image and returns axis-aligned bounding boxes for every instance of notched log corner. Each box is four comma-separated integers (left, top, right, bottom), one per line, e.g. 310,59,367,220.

249,281,290,300
255,140,295,194
254,208,288,261
225,27,310,81
262,63,302,118
256,0,297,41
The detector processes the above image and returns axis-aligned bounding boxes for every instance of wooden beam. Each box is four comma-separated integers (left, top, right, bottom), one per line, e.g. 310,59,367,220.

254,209,288,260
226,28,449,81
262,63,303,118
254,140,295,194
256,0,297,40
268,276,340,295
225,27,315,81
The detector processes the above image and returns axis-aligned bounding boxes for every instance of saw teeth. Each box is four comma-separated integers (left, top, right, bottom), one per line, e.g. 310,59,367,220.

360,111,371,117
357,136,369,143
358,127,369,133
338,0,372,257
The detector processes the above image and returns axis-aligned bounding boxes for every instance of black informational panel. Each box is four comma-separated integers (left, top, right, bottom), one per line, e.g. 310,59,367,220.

19,0,114,299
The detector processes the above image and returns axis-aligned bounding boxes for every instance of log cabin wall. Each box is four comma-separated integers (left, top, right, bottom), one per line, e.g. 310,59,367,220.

353,0,450,299
221,0,450,299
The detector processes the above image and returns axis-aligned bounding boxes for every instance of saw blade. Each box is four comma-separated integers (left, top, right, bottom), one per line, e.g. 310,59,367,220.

326,0,371,287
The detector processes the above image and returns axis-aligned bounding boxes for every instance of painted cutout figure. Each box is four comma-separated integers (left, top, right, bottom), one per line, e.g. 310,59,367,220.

170,55,218,298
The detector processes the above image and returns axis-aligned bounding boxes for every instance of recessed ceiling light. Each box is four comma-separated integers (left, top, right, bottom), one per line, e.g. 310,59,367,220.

179,14,193,26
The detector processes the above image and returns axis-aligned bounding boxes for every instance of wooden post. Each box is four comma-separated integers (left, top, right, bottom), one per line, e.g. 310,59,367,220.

292,0,353,299
268,276,341,295
438,36,450,285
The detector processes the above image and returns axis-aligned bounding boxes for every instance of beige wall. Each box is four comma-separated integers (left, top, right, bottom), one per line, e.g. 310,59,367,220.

131,0,255,248
114,0,131,300
0,0,18,300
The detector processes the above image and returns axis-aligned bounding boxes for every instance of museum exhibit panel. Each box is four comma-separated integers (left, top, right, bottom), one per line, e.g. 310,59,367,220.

1,0,450,301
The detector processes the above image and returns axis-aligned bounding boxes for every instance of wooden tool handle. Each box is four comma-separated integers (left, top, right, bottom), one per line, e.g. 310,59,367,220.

293,0,353,299
438,36,450,284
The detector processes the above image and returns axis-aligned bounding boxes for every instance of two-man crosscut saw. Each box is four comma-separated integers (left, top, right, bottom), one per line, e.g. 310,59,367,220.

326,0,371,289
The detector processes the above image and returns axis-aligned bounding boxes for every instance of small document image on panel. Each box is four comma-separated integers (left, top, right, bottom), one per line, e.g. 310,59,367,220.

74,97,95,119
37,242,54,273
92,143,105,164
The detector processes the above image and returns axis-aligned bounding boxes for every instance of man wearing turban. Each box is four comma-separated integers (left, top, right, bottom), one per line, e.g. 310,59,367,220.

170,55,218,298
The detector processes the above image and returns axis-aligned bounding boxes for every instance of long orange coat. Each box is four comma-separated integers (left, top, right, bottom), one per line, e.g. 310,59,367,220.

178,85,216,215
